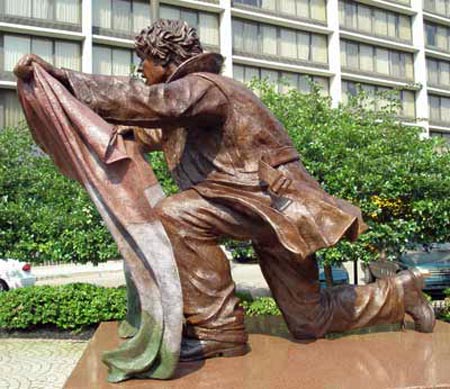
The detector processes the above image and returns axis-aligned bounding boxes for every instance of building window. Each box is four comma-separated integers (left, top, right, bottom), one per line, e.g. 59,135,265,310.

0,33,81,81
427,58,450,89
93,0,151,38
159,6,220,49
93,45,139,76
429,95,450,124
339,0,412,42
342,81,415,118
0,0,81,29
233,64,329,95
424,0,450,18
424,22,450,53
233,19,328,65
0,89,24,129
232,0,326,23
340,40,414,81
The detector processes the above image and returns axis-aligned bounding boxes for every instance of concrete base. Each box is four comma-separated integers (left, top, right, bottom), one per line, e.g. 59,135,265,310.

65,318,450,389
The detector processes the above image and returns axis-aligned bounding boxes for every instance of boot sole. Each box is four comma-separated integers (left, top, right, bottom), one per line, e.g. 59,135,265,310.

180,344,250,362
406,268,436,333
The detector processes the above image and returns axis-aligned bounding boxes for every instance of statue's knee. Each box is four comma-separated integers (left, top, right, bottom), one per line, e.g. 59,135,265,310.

154,197,174,222
154,196,184,226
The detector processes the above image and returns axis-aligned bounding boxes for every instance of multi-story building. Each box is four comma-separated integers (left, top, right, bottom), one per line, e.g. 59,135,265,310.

0,0,449,143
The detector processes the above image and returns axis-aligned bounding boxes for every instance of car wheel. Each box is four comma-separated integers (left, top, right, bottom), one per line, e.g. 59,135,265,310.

0,279,9,292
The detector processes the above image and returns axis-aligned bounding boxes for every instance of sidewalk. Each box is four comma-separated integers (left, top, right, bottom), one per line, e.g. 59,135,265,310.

0,339,86,389
35,258,272,299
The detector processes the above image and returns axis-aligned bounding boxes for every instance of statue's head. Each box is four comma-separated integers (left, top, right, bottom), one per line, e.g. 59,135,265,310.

135,19,203,85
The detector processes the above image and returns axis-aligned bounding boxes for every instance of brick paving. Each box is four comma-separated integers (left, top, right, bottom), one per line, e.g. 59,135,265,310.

0,339,87,389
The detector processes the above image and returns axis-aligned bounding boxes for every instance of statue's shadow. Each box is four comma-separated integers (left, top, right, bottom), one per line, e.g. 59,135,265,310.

172,316,310,379
170,316,436,385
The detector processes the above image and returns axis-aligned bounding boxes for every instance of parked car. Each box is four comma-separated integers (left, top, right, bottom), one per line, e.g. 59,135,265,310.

365,244,450,296
319,264,349,288
0,258,36,292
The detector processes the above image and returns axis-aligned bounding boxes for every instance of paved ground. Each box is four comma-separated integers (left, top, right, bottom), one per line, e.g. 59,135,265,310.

0,339,87,389
1,259,270,389
4,259,446,388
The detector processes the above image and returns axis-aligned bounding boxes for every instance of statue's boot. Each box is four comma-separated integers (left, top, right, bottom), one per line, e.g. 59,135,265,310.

179,338,250,362
396,268,436,333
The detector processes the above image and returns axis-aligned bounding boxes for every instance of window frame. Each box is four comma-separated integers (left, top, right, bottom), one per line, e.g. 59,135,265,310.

342,80,416,119
340,39,414,81
232,0,327,24
0,0,82,28
233,63,329,95
339,0,412,43
0,32,81,81
232,18,328,66
92,0,152,38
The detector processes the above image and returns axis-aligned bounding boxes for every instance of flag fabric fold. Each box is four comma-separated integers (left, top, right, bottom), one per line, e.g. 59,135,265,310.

17,63,183,382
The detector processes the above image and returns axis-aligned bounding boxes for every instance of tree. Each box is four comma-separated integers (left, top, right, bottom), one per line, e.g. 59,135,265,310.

0,125,178,264
2,82,450,270
254,80,450,274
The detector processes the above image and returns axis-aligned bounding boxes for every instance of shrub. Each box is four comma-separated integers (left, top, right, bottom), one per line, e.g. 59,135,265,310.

0,283,126,331
0,126,176,264
0,125,118,264
255,81,450,265
225,241,257,263
440,288,450,323
0,284,283,332
240,297,281,317
3,82,450,267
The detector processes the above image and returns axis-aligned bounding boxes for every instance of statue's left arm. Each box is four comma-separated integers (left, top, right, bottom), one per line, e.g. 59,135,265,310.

63,70,228,129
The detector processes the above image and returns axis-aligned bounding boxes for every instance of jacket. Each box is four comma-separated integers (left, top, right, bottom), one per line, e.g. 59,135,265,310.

65,53,367,258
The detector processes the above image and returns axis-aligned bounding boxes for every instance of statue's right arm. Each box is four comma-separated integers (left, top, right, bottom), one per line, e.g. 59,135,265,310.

63,69,228,130
14,54,73,92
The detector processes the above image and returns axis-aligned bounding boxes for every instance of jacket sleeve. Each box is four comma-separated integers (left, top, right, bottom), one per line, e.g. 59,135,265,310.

64,71,228,129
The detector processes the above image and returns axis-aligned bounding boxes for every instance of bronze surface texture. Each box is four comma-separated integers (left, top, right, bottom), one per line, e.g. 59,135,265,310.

65,319,450,389
14,19,436,382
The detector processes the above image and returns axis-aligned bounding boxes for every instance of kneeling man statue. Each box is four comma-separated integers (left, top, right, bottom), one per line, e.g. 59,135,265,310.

14,19,435,382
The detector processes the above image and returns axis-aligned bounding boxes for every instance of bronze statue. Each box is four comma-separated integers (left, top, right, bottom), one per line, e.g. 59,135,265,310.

14,19,435,382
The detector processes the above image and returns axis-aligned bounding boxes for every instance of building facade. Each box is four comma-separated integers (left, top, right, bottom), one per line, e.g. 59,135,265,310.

0,0,449,142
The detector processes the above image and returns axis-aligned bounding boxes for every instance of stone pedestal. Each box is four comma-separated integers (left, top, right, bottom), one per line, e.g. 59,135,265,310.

65,318,450,388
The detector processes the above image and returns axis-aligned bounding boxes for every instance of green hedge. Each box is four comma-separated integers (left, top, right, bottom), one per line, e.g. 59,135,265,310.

0,284,283,332
0,283,126,331
441,288,450,323
0,284,446,332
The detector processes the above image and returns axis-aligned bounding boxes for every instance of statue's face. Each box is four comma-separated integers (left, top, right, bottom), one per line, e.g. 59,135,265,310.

138,58,167,85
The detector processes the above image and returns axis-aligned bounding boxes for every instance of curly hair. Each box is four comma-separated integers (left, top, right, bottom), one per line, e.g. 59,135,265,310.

135,19,203,66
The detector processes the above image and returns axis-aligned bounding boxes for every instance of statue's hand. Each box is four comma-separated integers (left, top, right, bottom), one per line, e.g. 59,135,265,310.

14,54,36,80
14,54,70,89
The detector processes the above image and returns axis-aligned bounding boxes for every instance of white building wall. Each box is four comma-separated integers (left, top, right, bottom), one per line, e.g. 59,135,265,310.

81,0,93,74
0,0,449,137
219,0,233,78
411,0,430,134
327,0,343,107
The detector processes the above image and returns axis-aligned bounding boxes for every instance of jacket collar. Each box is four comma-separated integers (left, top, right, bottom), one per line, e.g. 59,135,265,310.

166,52,224,83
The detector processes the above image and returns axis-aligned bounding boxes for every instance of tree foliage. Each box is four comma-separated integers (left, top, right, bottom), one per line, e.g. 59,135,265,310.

0,283,126,331
1,82,450,265
254,80,450,263
0,125,175,264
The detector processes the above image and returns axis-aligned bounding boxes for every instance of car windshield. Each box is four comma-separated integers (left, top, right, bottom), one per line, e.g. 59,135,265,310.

403,251,450,265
